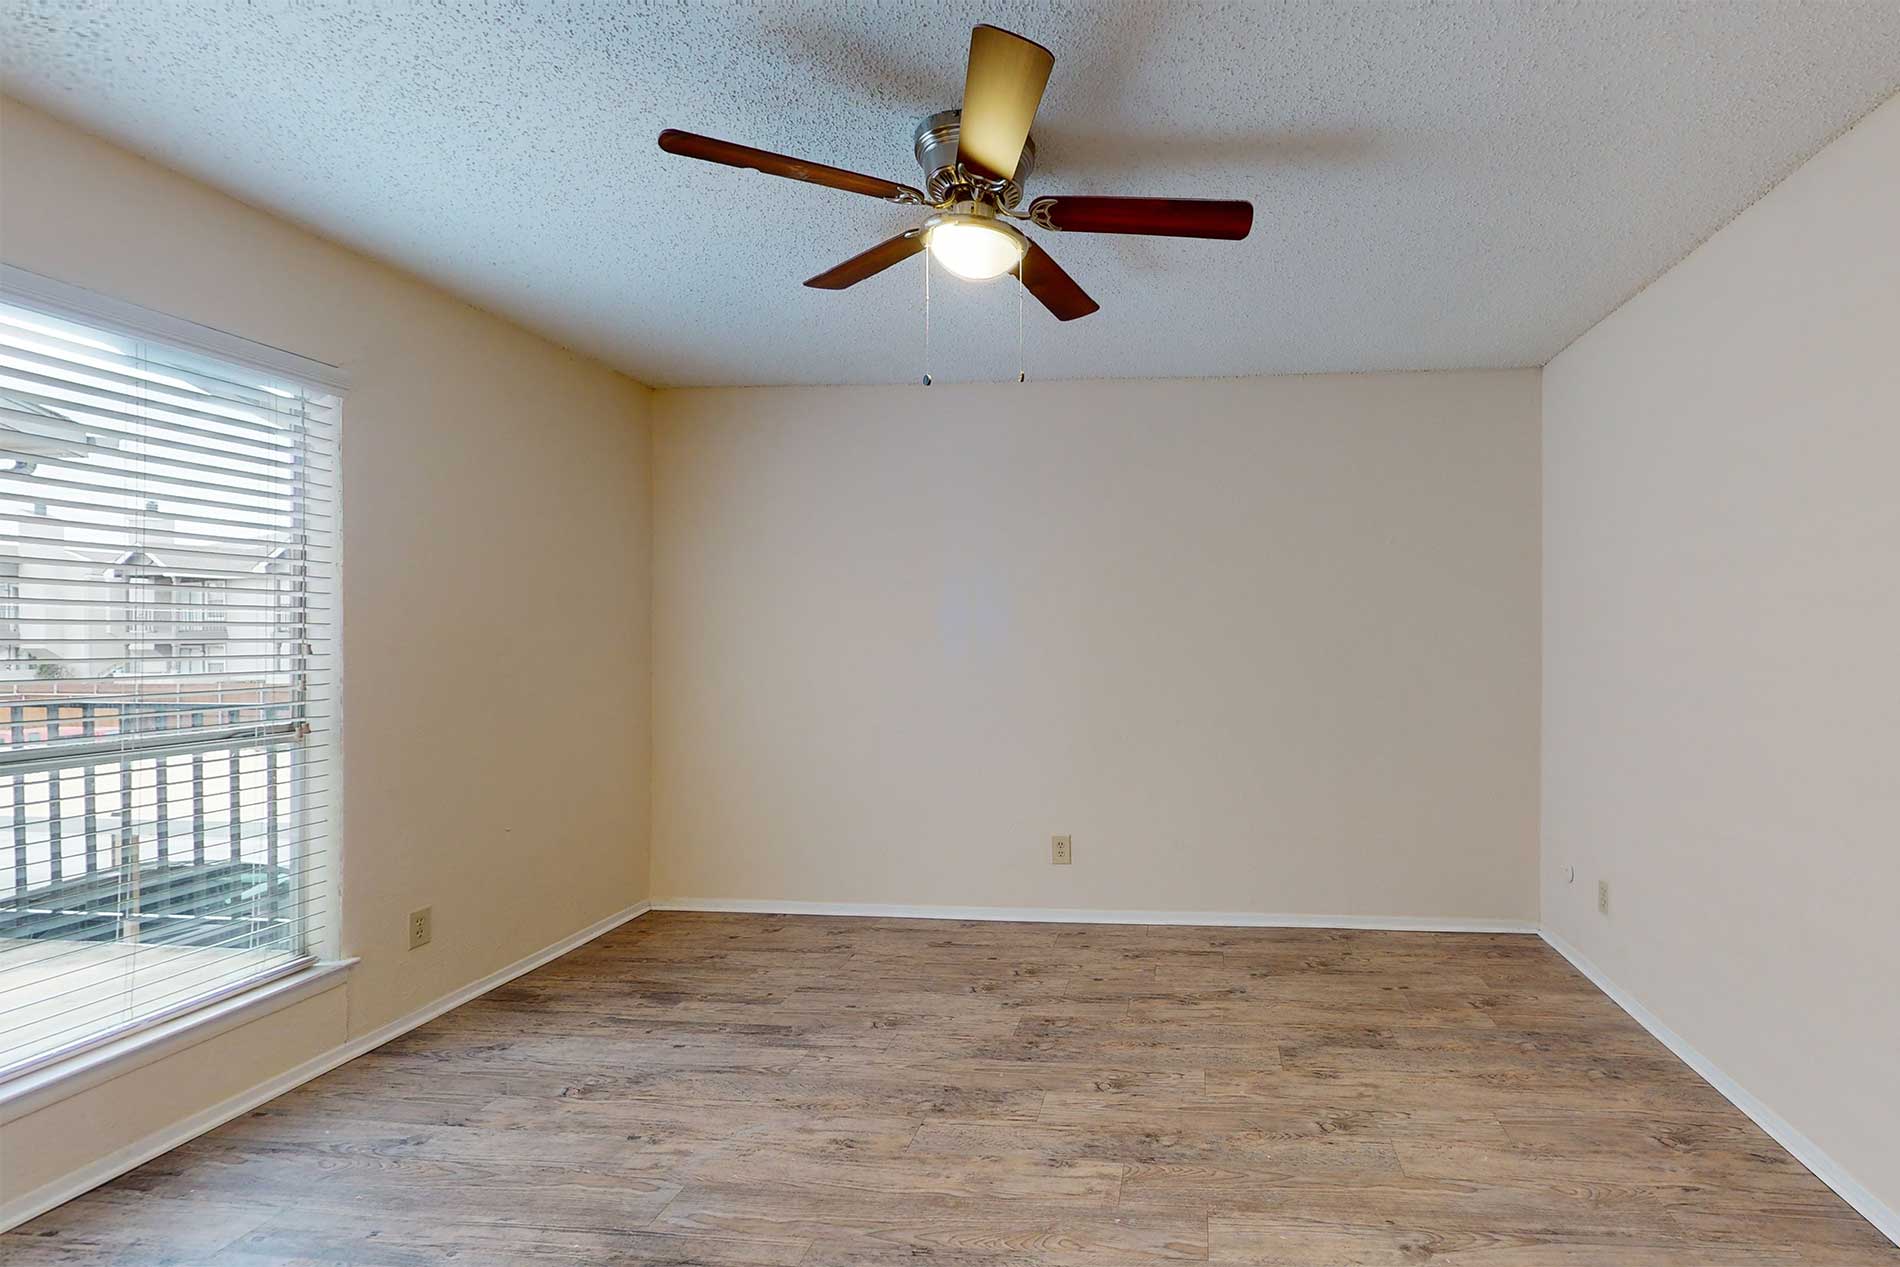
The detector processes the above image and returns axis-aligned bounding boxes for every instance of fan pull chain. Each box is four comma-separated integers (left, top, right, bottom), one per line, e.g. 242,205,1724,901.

922,247,933,387
1017,254,1026,384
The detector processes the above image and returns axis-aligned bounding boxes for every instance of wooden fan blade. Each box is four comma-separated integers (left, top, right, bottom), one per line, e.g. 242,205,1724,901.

956,25,1054,184
659,129,925,203
1029,196,1254,240
1015,240,1098,321
804,229,928,290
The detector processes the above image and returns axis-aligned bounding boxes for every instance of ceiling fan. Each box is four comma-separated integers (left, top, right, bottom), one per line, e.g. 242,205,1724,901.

658,24,1253,321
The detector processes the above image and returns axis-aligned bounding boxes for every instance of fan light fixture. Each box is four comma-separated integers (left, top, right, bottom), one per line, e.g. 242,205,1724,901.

657,23,1257,323
926,214,1025,281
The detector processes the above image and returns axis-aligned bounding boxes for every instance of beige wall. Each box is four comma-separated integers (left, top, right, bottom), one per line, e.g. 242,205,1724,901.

0,99,653,1210
654,372,1541,922
3,989,348,1213
1542,93,1900,1219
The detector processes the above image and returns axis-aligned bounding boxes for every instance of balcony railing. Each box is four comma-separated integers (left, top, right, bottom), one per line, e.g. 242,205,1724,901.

0,684,319,1075
112,618,234,639
2,731,310,944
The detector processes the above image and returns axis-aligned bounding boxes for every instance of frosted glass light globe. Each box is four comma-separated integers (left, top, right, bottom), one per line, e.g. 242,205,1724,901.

927,218,1026,281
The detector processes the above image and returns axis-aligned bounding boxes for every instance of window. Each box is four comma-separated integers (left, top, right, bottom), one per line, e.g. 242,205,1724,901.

0,282,339,1079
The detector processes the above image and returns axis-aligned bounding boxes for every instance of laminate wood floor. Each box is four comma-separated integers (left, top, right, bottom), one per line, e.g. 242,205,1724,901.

7,912,1895,1265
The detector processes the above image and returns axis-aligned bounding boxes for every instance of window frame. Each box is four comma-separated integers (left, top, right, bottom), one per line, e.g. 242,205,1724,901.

0,265,349,1080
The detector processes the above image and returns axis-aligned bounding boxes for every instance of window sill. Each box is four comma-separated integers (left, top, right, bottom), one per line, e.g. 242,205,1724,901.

0,958,355,1125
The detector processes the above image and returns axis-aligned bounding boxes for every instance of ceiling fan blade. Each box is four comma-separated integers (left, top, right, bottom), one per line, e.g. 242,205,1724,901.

659,129,925,204
955,25,1054,184
804,229,928,290
1029,196,1254,240
1015,240,1098,321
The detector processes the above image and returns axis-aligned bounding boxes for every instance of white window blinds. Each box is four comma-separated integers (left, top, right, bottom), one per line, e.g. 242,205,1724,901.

0,289,338,1079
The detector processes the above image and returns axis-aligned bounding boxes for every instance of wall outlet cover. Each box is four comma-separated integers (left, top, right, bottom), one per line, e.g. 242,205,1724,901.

1051,835,1073,865
408,905,433,950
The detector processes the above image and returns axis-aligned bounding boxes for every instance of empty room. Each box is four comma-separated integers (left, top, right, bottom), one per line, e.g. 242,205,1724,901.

0,2,1896,1263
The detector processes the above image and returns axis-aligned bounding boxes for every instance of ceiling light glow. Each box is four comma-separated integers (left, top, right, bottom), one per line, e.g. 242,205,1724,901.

927,217,1025,281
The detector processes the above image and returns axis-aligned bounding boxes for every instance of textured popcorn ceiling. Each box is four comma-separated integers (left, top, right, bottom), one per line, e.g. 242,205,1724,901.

2,1,1898,388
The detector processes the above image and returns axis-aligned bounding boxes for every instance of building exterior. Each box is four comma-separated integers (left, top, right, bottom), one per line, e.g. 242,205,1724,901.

1,392,294,685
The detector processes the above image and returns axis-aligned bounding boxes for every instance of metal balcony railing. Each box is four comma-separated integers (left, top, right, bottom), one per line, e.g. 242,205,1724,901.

0,689,313,953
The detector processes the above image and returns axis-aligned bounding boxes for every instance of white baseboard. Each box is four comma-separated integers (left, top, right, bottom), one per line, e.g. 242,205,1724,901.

1,901,652,1232
1540,929,1898,1247
651,897,1536,934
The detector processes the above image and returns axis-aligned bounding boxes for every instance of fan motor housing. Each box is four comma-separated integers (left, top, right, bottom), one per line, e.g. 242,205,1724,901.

913,109,1035,208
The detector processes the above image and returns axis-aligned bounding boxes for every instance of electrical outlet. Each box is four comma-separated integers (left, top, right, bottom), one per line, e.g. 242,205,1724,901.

408,906,433,950
1051,835,1072,865
1597,881,1609,915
